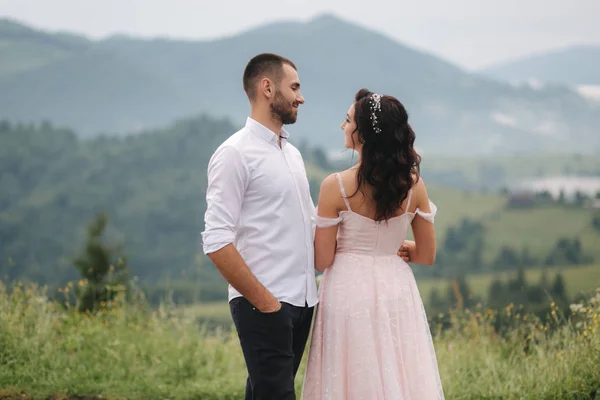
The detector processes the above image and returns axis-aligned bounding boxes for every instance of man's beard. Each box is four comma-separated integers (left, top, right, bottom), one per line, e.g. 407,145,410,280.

270,90,297,125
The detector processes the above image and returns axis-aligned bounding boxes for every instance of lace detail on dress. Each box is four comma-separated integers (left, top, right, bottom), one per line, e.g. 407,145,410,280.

415,200,437,223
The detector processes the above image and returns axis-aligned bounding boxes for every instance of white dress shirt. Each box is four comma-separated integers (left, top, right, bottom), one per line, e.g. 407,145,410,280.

201,117,319,307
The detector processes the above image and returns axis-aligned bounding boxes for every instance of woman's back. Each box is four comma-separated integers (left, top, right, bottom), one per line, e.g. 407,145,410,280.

334,170,418,256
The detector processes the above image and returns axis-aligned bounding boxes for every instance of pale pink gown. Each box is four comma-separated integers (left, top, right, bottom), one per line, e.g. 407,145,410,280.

301,173,444,400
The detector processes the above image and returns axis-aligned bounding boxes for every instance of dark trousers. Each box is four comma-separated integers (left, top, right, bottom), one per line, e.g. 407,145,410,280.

229,297,314,400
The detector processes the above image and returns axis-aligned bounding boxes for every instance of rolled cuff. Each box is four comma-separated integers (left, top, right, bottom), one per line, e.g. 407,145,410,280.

201,229,235,254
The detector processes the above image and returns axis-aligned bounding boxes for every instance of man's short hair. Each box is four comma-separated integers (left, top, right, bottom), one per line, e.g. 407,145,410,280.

243,53,297,100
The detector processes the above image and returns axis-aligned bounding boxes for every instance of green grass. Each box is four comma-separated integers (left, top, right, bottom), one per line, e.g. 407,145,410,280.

425,184,506,235
408,186,600,264
480,206,600,263
1,282,599,399
416,264,600,306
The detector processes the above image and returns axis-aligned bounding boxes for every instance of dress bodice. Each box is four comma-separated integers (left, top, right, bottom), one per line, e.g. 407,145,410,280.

313,173,436,256
335,210,415,255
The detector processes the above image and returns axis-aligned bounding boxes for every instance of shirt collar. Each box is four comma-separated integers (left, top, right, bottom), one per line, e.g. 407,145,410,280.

246,117,290,148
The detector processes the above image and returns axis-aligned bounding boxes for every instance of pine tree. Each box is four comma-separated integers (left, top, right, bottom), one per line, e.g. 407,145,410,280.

72,211,129,312
551,273,567,304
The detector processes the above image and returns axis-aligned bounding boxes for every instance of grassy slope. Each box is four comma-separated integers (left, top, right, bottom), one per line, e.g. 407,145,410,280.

1,282,599,399
480,206,600,263
403,185,600,263
416,263,600,306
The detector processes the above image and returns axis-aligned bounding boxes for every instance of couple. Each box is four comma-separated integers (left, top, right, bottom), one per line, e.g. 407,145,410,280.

201,53,444,399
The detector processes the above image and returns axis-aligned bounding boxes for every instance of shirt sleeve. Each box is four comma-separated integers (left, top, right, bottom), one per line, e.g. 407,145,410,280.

201,145,249,254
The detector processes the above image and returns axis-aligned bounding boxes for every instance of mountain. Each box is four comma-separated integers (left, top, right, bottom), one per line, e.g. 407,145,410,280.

481,45,600,86
1,15,599,154
0,18,90,77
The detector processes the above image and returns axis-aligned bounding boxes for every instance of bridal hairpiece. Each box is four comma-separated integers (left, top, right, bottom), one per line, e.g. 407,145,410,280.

369,93,382,134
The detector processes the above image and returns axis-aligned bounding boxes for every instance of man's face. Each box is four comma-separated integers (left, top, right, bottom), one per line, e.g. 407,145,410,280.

270,64,305,125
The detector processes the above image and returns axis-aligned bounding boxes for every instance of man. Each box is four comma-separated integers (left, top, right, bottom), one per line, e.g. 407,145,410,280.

202,53,412,399
202,53,316,400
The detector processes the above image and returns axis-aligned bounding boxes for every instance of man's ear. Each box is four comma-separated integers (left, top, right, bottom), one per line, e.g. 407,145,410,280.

260,78,273,99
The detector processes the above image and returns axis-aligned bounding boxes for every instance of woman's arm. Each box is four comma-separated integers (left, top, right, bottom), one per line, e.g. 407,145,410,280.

314,174,343,272
408,178,437,266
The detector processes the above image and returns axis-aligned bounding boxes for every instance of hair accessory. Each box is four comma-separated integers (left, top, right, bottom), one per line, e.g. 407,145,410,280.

369,93,382,134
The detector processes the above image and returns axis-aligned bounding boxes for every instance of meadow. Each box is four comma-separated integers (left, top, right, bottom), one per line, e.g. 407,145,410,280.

2,149,599,399
1,280,599,400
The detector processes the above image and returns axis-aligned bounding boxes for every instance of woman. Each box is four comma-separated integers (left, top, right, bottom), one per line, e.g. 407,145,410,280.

301,89,444,399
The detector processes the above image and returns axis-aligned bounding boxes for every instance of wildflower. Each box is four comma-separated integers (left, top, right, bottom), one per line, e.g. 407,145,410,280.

570,304,584,313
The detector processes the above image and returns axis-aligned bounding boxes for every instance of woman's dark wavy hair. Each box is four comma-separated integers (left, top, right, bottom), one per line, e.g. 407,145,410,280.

350,88,421,222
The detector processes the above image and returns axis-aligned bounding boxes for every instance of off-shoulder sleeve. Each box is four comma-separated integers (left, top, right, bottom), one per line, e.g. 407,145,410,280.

311,206,343,230
415,200,437,223
314,214,343,227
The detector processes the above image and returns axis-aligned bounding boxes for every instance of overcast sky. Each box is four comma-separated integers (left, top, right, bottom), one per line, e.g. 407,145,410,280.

1,0,598,70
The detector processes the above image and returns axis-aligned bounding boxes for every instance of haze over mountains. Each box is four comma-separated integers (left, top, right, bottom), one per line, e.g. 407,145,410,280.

481,46,600,86
1,14,598,154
